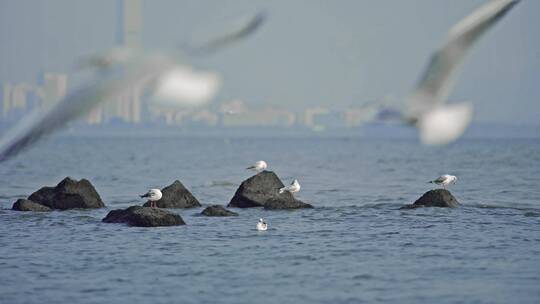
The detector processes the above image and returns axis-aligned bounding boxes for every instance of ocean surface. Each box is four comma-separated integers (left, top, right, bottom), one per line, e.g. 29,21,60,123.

0,134,539,304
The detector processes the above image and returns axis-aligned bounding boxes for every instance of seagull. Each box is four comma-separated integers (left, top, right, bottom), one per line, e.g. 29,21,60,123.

381,0,520,145
0,11,266,163
140,189,163,208
256,218,268,231
428,175,457,189
279,179,301,194
246,160,268,172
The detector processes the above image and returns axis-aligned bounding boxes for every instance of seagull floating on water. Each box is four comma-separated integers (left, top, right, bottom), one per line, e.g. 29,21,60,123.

256,218,268,231
279,179,301,194
246,160,267,172
428,175,457,189
140,189,163,208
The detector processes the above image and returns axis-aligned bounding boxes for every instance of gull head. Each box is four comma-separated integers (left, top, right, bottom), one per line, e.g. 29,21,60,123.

416,103,473,146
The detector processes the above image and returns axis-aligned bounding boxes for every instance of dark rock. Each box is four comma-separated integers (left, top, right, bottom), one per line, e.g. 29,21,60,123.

201,205,238,216
228,171,313,209
400,189,460,209
102,206,186,227
264,198,313,210
28,177,105,210
143,180,200,208
12,199,52,212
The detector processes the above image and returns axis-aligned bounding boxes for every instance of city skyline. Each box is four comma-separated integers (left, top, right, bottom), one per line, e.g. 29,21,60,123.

0,0,539,125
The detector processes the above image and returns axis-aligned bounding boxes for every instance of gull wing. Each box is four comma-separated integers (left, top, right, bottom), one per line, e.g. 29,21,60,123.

182,11,267,56
407,0,519,120
0,57,171,162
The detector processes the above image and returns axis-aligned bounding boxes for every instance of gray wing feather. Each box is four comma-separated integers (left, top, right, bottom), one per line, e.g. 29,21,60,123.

407,0,519,120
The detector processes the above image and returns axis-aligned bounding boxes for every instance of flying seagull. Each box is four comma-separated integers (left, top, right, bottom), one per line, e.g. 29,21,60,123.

391,0,520,145
0,11,267,163
428,174,458,189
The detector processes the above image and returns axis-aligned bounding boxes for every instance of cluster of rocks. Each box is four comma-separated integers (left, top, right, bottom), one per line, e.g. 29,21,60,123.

12,177,105,212
10,172,461,227
227,171,313,210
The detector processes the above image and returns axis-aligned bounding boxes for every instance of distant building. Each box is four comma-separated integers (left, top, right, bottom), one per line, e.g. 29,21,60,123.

303,107,330,130
344,106,378,127
90,0,143,125
220,100,295,127
39,73,68,106
1,83,12,118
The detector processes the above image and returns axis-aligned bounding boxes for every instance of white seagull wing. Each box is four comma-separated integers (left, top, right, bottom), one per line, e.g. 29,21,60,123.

407,0,519,120
0,56,171,162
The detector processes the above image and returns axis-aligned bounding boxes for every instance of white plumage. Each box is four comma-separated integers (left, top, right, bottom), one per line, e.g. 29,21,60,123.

404,0,519,145
246,160,268,172
256,218,268,231
279,179,301,194
141,189,163,208
429,175,458,189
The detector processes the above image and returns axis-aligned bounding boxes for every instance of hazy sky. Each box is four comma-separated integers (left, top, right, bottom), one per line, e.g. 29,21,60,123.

0,0,538,124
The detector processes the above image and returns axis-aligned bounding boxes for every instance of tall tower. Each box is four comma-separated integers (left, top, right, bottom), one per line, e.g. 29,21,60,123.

97,0,142,124
117,0,142,48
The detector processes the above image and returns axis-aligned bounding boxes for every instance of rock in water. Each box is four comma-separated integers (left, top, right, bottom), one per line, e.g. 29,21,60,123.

102,206,186,227
227,171,313,209
28,177,105,210
264,198,313,210
201,205,238,216
12,199,52,212
400,189,460,209
143,180,201,208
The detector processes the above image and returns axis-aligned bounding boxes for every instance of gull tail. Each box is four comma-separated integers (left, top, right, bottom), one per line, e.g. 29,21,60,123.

246,166,255,170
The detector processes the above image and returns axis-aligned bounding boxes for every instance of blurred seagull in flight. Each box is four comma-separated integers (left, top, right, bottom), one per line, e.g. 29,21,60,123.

140,188,163,208
429,175,458,189
256,218,268,231
279,179,301,194
246,160,268,172
0,11,266,163
385,0,519,145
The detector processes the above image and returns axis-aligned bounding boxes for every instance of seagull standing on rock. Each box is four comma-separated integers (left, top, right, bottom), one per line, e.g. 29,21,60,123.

140,189,163,208
428,175,457,189
279,179,301,194
256,218,268,231
246,160,267,172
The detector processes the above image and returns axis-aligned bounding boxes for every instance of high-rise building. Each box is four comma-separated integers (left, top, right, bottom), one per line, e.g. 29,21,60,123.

117,0,141,48
1,83,12,118
40,73,67,107
96,0,143,124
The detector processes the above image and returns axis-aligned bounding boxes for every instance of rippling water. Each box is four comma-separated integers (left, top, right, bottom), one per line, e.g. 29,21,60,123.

1,135,539,303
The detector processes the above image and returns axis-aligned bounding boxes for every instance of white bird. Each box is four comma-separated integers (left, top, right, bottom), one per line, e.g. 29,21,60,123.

0,12,266,163
140,189,163,208
246,160,268,172
256,218,268,231
428,174,458,189
279,179,301,194
386,0,519,145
